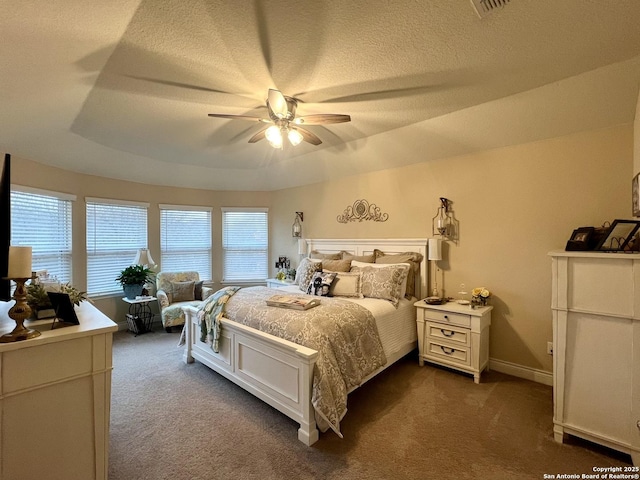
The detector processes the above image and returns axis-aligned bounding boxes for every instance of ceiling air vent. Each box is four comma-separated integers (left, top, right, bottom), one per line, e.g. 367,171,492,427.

470,0,511,18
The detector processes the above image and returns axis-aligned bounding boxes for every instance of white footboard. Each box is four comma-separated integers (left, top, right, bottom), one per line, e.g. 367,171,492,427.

182,305,320,445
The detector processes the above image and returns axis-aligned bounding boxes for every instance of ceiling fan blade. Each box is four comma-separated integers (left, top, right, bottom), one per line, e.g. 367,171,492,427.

267,89,288,119
296,127,322,146
293,114,351,125
126,75,232,94
248,127,268,144
208,113,270,123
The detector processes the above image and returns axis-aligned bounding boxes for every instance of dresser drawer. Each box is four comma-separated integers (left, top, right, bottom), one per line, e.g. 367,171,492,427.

426,322,470,347
422,309,471,328
426,340,470,366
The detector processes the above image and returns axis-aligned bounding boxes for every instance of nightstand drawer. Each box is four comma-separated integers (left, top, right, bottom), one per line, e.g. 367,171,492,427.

422,310,471,328
426,322,470,347
426,340,470,366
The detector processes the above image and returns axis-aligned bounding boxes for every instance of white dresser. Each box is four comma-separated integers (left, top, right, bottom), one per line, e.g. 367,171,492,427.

0,301,118,480
414,300,492,383
550,250,640,465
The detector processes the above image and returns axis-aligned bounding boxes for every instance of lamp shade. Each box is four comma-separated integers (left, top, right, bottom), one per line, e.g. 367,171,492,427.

7,246,32,278
133,248,155,267
428,238,442,261
298,238,307,256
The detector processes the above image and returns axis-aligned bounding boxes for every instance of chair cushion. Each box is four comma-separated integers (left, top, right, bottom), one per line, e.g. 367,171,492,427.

171,281,195,302
156,272,201,295
160,300,202,327
194,280,204,300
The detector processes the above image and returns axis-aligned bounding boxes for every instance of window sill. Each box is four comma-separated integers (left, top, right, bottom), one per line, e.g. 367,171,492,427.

220,280,266,286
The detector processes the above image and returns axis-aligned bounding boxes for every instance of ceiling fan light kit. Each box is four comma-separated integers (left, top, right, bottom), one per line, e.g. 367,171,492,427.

265,125,283,148
208,89,351,149
287,128,303,146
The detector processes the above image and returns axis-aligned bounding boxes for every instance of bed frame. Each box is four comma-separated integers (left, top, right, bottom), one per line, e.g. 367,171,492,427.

182,238,428,445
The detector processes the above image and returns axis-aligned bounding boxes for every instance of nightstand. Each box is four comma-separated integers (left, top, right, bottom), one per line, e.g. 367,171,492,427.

414,300,492,383
265,278,295,289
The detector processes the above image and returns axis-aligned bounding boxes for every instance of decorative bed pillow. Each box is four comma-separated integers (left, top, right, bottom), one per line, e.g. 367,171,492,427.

321,259,352,272
307,271,337,296
351,260,410,299
350,263,409,307
328,272,363,298
309,250,342,260
295,258,323,292
341,252,375,263
171,281,195,302
373,250,424,299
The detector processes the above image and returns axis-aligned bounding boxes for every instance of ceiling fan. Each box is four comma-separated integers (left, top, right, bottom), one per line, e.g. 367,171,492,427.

208,89,351,149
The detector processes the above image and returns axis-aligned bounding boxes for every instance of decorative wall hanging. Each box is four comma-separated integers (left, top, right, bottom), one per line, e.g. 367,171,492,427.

292,212,303,237
337,199,389,223
431,197,459,243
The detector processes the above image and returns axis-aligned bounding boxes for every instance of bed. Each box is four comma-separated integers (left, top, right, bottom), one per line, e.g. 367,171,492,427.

182,238,428,445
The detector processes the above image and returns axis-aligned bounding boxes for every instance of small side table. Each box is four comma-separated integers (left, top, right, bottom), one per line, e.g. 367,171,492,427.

414,300,492,383
266,278,296,289
122,296,156,335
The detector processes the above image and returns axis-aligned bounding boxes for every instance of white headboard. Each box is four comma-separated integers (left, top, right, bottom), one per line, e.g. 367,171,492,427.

305,238,429,300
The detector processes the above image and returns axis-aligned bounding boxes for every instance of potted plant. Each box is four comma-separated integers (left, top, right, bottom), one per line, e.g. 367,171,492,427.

116,265,155,300
27,282,88,318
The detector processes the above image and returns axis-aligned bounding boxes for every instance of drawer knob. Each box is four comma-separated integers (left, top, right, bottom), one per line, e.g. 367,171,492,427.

637,420,640,431
441,329,455,337
444,315,449,321
440,346,455,355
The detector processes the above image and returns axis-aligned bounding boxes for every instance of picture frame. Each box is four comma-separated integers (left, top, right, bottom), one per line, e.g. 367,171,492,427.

565,227,594,251
275,256,290,270
634,173,640,217
47,292,80,326
595,219,640,252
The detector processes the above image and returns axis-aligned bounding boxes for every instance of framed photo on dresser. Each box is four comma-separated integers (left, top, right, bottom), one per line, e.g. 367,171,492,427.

565,227,594,251
595,219,640,252
47,292,80,325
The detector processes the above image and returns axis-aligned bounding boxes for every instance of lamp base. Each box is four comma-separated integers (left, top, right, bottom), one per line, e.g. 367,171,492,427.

0,324,41,342
0,277,41,342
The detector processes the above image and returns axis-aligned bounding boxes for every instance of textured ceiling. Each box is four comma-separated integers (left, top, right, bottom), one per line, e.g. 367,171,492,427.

2,0,640,191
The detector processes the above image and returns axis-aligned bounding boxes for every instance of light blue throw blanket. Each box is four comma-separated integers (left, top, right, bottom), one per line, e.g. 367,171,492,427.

198,286,241,352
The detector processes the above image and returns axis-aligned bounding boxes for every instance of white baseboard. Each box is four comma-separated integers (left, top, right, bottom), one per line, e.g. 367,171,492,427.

489,357,553,386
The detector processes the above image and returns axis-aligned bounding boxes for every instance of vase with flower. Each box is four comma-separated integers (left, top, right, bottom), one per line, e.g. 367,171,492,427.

471,287,491,308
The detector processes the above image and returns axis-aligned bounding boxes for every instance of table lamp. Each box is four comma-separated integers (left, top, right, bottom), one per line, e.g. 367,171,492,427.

0,246,40,342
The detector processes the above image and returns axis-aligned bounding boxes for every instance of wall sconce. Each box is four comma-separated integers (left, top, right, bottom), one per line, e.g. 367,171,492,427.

0,246,40,343
431,197,458,242
292,212,303,238
432,197,452,237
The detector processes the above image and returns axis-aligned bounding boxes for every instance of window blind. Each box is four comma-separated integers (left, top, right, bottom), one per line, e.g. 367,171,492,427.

10,187,74,283
221,208,268,282
160,205,212,280
86,199,148,296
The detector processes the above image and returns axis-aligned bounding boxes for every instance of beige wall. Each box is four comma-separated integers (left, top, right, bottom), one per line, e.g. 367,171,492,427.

271,125,633,373
9,123,633,374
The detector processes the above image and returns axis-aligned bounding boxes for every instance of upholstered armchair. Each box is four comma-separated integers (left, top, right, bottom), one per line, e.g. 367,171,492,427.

156,271,214,332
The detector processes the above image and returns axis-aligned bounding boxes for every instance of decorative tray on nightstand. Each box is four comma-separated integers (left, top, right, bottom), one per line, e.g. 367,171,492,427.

424,296,447,305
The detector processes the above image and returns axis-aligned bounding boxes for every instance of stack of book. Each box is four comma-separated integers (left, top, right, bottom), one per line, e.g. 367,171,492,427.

266,294,320,311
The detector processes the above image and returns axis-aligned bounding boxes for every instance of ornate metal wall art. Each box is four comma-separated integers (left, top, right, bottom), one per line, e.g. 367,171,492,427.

336,199,389,223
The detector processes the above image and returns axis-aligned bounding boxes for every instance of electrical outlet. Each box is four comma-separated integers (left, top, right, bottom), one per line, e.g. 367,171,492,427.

547,342,553,355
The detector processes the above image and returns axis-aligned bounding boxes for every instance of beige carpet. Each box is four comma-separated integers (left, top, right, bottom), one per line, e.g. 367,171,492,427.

109,326,632,480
